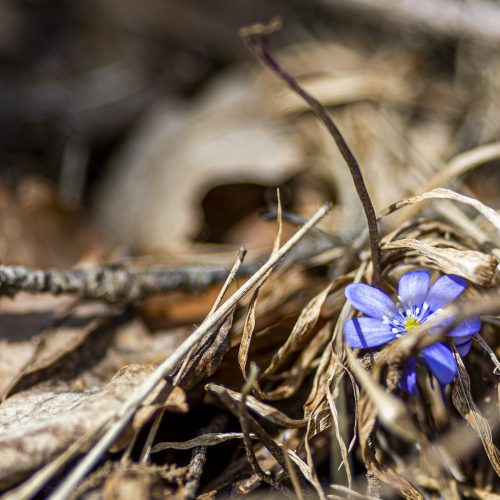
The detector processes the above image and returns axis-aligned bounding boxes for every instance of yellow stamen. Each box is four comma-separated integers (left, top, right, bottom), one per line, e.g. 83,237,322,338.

405,317,420,331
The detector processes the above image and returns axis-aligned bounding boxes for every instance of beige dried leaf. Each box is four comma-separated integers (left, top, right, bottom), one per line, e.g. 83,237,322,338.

238,201,283,382
95,69,303,252
151,432,252,453
205,383,305,428
263,283,333,377
261,320,332,401
0,364,156,488
180,309,235,390
0,299,116,397
382,238,498,286
238,289,260,378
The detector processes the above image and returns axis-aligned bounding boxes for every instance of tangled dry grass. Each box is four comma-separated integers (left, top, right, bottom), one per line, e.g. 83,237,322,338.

0,17,499,500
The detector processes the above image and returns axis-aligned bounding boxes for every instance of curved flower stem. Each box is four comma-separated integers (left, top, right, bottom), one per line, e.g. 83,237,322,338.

240,20,382,283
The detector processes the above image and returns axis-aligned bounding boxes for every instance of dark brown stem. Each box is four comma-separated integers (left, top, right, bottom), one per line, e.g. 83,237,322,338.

184,414,229,499
241,23,382,283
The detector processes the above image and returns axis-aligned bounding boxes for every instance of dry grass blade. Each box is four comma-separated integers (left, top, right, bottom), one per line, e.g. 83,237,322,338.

473,335,500,375
140,250,245,465
174,248,246,387
239,364,283,491
452,352,500,476
151,432,253,453
419,142,500,193
238,190,283,383
263,282,333,377
209,375,326,497
47,203,331,500
238,290,260,379
215,364,284,491
263,319,333,401
205,384,306,428
380,188,500,241
286,449,325,500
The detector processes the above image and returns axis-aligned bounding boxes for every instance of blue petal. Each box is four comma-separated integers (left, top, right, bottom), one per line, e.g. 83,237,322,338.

425,274,467,313
343,317,397,348
345,284,399,319
448,316,481,338
399,358,417,395
398,270,430,310
422,343,457,385
454,337,473,357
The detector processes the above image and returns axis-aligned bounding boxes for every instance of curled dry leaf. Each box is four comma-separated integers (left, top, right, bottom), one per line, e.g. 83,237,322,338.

178,308,236,390
205,383,306,428
0,364,157,488
151,432,254,453
380,188,500,241
382,238,498,286
0,297,118,398
262,282,332,377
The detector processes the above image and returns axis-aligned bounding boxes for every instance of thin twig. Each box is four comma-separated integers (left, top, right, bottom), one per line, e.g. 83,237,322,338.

239,363,279,489
208,247,247,315
240,20,382,283
48,203,331,500
184,415,228,499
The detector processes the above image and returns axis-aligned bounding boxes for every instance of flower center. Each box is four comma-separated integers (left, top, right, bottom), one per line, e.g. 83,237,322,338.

404,317,420,331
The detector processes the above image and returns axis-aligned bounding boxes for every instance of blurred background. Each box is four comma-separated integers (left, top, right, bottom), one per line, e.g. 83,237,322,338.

1,0,500,265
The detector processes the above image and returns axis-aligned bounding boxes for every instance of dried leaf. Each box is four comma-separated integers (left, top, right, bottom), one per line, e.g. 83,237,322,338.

151,432,253,453
238,289,260,378
262,319,332,400
0,364,156,488
382,238,498,286
0,298,117,397
263,283,332,376
180,308,236,390
205,383,305,428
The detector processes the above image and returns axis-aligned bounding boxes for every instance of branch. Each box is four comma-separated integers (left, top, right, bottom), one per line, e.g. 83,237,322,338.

0,264,249,303
240,20,382,283
0,229,336,303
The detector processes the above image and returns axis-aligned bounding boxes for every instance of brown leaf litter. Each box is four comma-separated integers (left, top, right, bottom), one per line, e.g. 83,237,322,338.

1,18,500,500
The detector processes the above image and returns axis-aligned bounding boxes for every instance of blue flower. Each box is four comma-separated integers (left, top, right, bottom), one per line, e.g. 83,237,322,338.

343,270,481,395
